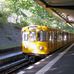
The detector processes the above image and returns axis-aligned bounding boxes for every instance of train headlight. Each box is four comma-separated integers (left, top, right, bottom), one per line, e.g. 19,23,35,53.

40,46,44,50
23,42,28,48
25,45,27,48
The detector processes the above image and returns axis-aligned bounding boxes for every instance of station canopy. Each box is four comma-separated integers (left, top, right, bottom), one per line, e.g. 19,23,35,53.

35,0,74,27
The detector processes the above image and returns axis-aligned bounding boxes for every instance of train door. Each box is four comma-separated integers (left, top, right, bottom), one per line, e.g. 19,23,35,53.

56,31,60,49
61,32,64,46
48,31,53,52
54,31,57,50
62,32,65,45
50,31,57,51
68,33,70,43
63,32,67,44
66,33,68,44
60,32,63,47
57,31,63,48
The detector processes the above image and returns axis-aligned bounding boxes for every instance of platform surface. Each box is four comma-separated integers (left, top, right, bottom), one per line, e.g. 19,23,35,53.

17,43,74,74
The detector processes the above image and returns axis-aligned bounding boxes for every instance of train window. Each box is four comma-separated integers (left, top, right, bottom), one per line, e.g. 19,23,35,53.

54,32,57,40
29,31,36,41
51,31,55,41
57,32,62,42
23,32,28,41
38,31,48,41
49,31,52,41
49,31,57,42
64,33,67,41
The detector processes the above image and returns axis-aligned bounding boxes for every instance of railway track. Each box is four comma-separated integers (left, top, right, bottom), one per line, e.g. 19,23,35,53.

0,47,41,74
0,58,30,74
0,43,72,74
0,47,26,74
0,55,41,74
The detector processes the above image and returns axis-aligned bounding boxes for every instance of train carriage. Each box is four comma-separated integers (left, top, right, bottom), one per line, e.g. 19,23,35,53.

22,25,74,57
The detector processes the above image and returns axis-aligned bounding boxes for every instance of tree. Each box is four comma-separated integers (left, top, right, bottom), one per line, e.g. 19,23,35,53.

0,0,74,33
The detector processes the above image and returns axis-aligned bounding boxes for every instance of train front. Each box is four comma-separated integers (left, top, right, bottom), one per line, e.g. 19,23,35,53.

22,25,49,56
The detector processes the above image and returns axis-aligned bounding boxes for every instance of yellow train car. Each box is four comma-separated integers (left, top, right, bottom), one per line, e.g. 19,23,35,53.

22,25,49,56
22,25,74,57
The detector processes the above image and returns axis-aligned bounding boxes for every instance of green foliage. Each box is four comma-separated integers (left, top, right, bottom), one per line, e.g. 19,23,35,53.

0,12,7,24
0,0,74,33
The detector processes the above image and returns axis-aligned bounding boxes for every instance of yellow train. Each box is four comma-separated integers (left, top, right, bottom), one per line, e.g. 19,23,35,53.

22,25,74,57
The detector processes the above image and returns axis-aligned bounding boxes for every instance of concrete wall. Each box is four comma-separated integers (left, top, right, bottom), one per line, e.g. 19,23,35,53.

0,23,21,50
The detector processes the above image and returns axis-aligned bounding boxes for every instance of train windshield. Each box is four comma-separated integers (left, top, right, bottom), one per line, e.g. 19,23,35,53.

29,31,36,41
38,31,48,41
23,31,48,41
23,32,28,41
23,31,36,41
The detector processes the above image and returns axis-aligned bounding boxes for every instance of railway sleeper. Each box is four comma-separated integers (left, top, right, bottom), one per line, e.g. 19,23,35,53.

24,55,35,63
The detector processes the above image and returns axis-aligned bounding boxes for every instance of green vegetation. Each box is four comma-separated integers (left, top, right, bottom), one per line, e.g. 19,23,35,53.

0,0,74,33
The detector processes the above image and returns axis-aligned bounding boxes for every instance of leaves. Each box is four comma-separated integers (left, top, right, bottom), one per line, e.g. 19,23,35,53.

0,0,74,33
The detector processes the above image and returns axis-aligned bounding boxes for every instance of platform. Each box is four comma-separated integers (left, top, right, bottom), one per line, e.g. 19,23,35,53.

17,43,74,74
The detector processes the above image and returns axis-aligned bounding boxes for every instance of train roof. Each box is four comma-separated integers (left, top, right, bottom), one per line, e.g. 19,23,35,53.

22,25,73,34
